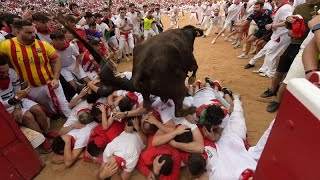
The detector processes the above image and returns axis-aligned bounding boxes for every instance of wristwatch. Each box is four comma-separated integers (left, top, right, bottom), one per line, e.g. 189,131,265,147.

312,23,320,33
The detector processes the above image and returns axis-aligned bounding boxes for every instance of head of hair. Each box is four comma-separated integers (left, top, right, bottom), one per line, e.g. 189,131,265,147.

32,12,49,23
50,30,65,40
0,55,9,66
78,111,94,124
174,128,193,143
87,141,104,157
205,105,225,126
143,5,148,8
254,1,264,7
94,13,103,19
118,97,133,112
143,121,158,135
2,14,21,27
158,155,173,176
12,20,33,30
89,39,100,46
102,8,110,12
129,3,135,7
69,3,79,11
118,7,126,11
187,153,207,177
65,15,76,23
90,104,102,118
84,12,93,19
88,22,96,28
52,136,65,155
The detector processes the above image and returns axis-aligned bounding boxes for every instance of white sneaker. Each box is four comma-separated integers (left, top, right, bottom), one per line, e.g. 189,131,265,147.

259,72,267,77
253,70,262,74
222,33,225,37
233,43,241,49
231,41,237,45
237,54,248,59
211,39,216,44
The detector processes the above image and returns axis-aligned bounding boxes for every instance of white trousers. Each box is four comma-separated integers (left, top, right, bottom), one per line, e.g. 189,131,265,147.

28,81,71,117
200,15,211,29
118,33,134,54
248,120,275,161
144,29,156,40
249,34,291,77
189,12,198,24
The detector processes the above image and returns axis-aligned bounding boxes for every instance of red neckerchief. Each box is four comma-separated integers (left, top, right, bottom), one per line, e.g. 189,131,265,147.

271,1,291,17
234,2,240,5
1,27,11,34
52,41,70,51
292,17,306,38
0,76,10,90
126,92,139,108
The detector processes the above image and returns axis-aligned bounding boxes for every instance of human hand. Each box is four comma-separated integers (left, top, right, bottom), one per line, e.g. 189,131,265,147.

79,86,89,97
16,87,31,100
98,104,107,113
203,126,215,141
73,66,80,73
101,160,119,178
265,24,273,30
175,125,190,135
153,157,166,176
286,16,297,24
12,108,22,122
50,79,59,89
132,117,140,131
113,112,125,120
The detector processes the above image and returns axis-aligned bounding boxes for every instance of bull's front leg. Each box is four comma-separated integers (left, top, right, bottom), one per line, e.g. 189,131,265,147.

188,59,198,85
174,96,197,117
142,93,152,111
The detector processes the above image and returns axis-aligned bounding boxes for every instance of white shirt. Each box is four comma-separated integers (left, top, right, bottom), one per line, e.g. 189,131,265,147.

152,11,162,22
115,16,133,32
63,99,92,127
226,3,243,21
173,117,198,131
263,2,273,11
36,32,52,43
211,2,221,11
0,68,20,108
56,43,79,67
204,5,213,16
270,4,293,40
67,121,98,149
103,131,144,172
127,11,140,28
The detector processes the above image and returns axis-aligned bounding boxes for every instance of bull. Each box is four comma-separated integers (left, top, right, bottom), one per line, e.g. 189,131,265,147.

56,13,203,117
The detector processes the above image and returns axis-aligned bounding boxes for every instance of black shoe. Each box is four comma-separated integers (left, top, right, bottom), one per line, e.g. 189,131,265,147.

204,77,214,88
260,89,276,98
222,87,233,98
244,64,255,69
266,101,280,113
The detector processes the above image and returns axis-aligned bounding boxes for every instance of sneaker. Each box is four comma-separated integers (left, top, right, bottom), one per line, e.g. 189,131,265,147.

204,77,214,88
252,70,263,74
233,94,241,100
221,87,233,97
259,72,267,77
211,39,216,44
222,33,225,36
244,64,254,69
237,54,248,59
233,43,241,49
231,41,237,45
224,37,230,41
41,138,52,154
266,101,280,112
44,131,59,139
260,89,276,98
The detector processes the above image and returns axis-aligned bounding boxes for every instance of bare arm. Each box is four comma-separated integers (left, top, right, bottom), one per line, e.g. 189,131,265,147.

170,128,204,153
62,135,84,167
50,57,61,80
152,124,189,147
302,37,319,79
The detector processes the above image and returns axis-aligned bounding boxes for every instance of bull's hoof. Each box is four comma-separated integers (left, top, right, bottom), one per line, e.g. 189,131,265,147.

188,76,196,85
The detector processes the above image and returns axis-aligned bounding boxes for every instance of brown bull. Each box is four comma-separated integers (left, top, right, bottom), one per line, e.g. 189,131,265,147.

131,25,203,117
56,13,202,117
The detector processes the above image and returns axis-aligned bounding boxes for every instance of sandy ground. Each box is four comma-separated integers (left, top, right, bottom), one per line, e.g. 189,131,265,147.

35,14,276,180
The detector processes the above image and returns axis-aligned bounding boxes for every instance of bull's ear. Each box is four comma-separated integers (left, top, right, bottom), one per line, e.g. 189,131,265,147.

195,28,204,37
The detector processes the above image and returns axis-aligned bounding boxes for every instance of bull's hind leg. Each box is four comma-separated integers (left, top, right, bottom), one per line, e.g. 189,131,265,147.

188,61,198,85
174,96,197,117
142,93,152,111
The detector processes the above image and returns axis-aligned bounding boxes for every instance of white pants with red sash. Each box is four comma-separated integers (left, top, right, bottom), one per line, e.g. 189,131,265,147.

119,31,134,53
189,12,198,24
28,80,71,117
